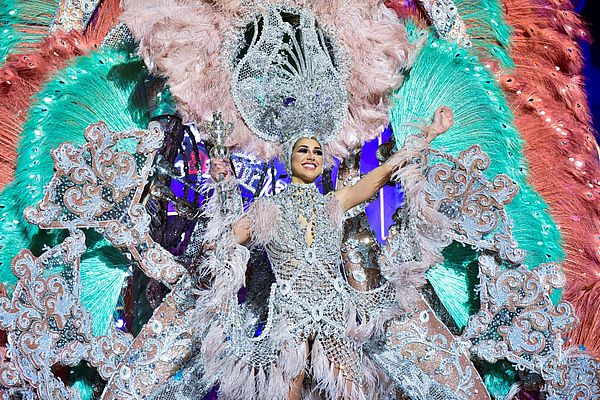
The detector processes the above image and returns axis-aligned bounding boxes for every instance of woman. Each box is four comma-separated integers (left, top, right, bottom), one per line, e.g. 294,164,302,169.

201,106,454,400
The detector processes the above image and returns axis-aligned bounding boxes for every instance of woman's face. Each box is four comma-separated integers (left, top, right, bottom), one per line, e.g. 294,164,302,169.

290,137,324,184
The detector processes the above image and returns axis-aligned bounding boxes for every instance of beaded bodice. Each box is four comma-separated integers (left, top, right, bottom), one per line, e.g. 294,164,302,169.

224,182,396,383
264,183,350,339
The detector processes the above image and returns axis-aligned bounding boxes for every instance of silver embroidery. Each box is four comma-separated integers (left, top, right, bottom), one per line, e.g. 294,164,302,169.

24,121,188,286
230,6,349,148
418,0,471,47
0,230,132,399
220,183,396,386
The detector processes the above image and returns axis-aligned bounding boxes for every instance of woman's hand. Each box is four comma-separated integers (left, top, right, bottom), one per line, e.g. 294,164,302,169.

209,158,233,181
426,106,454,143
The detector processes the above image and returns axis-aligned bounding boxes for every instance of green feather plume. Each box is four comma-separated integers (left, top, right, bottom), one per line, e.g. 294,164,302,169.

391,32,564,325
0,48,149,344
0,0,60,64
475,360,517,399
426,242,480,326
81,231,130,336
452,0,514,68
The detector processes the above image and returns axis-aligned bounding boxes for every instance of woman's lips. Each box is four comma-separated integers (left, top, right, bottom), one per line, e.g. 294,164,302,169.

302,162,317,170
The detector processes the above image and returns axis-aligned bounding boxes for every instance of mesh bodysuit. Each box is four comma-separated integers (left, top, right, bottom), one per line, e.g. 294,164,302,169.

219,182,396,398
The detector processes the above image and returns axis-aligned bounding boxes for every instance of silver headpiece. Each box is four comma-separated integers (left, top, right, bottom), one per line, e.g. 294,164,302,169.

230,5,349,152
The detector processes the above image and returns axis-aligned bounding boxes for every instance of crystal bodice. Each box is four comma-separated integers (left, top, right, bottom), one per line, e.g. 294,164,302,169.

225,182,396,383
264,183,351,339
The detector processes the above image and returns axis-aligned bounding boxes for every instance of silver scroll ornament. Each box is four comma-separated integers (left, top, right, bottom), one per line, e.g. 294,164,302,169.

24,121,188,286
0,230,132,399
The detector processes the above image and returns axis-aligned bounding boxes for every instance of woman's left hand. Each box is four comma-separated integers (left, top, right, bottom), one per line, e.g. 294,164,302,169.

426,106,454,143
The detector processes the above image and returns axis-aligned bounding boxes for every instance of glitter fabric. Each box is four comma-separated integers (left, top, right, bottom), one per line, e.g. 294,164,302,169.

198,182,398,399
230,6,349,150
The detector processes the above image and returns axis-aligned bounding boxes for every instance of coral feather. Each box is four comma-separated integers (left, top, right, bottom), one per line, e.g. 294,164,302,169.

497,0,600,356
0,32,89,189
0,1,124,190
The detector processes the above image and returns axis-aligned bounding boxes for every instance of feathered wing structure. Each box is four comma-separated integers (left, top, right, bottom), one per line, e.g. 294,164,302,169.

429,0,600,358
121,0,416,161
0,48,150,339
494,0,600,358
386,18,576,397
390,26,564,323
0,0,123,189
0,32,89,189
387,0,600,395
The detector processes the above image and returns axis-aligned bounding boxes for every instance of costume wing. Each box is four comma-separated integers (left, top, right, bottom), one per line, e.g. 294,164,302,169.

388,0,598,357
0,2,169,396
385,0,599,396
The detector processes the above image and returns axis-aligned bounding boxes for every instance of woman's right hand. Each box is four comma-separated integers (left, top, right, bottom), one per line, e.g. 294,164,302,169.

209,158,233,181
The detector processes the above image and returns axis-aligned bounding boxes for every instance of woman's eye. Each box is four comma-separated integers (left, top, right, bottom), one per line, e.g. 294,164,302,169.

297,148,308,153
315,150,323,156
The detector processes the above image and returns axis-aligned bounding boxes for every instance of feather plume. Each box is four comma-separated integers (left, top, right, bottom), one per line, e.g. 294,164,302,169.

0,2,125,190
0,0,61,64
121,0,416,160
82,0,123,47
247,197,279,246
0,31,90,189
451,0,514,67
390,31,564,328
496,0,600,356
80,240,130,336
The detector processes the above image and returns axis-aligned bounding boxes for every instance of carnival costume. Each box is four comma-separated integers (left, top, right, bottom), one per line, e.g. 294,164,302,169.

0,1,599,400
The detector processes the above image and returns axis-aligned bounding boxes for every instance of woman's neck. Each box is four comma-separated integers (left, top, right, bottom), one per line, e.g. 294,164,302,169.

290,176,316,185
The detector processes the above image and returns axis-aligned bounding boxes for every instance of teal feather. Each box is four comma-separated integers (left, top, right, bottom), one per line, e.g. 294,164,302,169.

452,0,514,68
152,85,178,118
0,0,60,64
391,34,565,326
80,240,130,336
426,242,480,327
0,49,148,347
72,379,94,400
479,360,517,399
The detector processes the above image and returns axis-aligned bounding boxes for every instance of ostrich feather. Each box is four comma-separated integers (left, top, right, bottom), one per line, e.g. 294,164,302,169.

497,0,600,357
121,0,417,161
451,0,514,67
0,0,61,65
0,32,89,189
391,30,564,329
0,1,124,190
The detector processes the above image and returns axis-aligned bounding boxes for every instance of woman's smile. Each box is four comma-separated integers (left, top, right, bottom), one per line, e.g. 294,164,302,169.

301,161,318,170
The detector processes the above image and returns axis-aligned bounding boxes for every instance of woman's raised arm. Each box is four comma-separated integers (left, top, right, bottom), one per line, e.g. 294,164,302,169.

334,106,453,212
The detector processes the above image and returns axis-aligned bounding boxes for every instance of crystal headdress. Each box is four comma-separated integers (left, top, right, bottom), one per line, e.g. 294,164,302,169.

230,6,349,149
123,0,412,162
